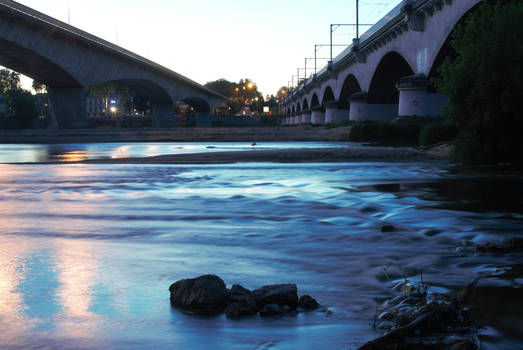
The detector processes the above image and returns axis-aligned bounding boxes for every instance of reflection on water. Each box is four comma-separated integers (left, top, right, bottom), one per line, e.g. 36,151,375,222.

0,142,356,163
0,160,522,349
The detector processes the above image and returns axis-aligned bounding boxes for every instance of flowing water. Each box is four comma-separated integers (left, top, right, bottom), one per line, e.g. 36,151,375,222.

0,143,522,349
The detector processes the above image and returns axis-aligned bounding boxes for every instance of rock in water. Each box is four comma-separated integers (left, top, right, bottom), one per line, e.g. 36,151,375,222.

169,275,228,315
298,295,319,310
259,304,284,316
252,284,298,309
225,303,258,319
225,284,258,319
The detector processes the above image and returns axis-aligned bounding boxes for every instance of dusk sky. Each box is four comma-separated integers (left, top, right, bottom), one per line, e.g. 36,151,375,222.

15,0,400,96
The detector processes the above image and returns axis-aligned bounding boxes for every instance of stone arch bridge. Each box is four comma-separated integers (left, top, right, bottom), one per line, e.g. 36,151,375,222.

0,0,226,128
281,0,481,125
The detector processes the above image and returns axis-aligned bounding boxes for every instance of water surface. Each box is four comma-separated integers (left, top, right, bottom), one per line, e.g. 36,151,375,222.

0,147,522,349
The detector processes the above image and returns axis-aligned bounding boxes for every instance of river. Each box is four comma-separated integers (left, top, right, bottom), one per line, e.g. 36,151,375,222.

0,142,521,349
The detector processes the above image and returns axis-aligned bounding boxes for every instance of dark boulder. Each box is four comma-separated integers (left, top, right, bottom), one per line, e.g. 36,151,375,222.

252,284,298,308
225,284,258,318
169,274,228,315
298,295,319,310
259,303,284,316
228,284,258,309
225,303,258,319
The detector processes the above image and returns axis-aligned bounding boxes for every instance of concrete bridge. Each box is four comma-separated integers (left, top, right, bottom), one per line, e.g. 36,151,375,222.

0,0,225,128
281,0,481,125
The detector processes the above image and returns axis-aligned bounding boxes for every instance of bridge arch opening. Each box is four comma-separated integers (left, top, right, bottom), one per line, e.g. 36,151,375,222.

339,74,362,109
86,79,173,116
296,102,302,112
368,52,414,104
311,93,319,108
321,87,335,111
292,105,296,114
181,97,211,113
286,107,291,115
302,98,309,111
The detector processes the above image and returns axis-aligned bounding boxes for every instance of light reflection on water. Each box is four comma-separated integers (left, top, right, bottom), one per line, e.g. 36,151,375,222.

0,161,522,349
0,142,356,163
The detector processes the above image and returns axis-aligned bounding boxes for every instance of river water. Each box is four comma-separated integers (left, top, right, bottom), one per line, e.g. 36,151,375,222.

0,142,522,349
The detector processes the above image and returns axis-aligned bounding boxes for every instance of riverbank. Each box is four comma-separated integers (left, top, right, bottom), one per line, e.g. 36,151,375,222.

24,146,442,164
0,126,351,143
64,146,448,165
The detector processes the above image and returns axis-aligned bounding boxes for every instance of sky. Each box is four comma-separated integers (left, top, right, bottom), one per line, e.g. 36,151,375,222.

14,0,400,97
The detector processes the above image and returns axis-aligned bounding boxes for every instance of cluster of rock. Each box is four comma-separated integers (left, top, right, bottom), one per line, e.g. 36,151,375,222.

358,278,480,350
169,275,319,318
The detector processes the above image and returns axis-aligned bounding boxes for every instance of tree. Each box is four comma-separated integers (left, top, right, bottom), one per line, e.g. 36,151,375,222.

204,79,236,97
7,89,37,128
205,78,264,114
0,69,21,94
32,80,46,94
276,86,290,102
436,0,523,164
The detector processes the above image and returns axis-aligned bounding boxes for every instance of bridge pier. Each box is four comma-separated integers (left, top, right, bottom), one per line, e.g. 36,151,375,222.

152,104,176,128
325,101,349,124
311,106,325,125
349,92,368,121
294,113,301,125
349,92,398,121
397,74,447,118
195,112,212,127
301,109,311,124
47,87,87,129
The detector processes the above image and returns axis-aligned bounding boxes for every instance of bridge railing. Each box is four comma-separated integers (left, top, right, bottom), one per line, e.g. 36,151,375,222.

285,0,411,103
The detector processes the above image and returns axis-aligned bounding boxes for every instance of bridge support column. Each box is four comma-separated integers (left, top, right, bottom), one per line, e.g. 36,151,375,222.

196,112,212,127
311,106,325,125
325,101,349,124
349,92,398,121
349,92,368,121
152,104,175,128
301,109,311,124
295,113,302,125
47,87,87,129
397,74,447,118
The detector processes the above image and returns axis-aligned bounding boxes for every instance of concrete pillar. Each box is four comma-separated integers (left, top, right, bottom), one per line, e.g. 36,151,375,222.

325,101,349,124
349,92,368,121
349,92,397,121
311,106,325,125
152,104,175,128
47,87,87,129
397,74,446,117
301,109,311,124
294,113,302,125
196,112,212,127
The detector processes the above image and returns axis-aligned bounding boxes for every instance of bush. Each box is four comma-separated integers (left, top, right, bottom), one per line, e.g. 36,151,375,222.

349,120,423,146
436,1,523,164
419,122,459,147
